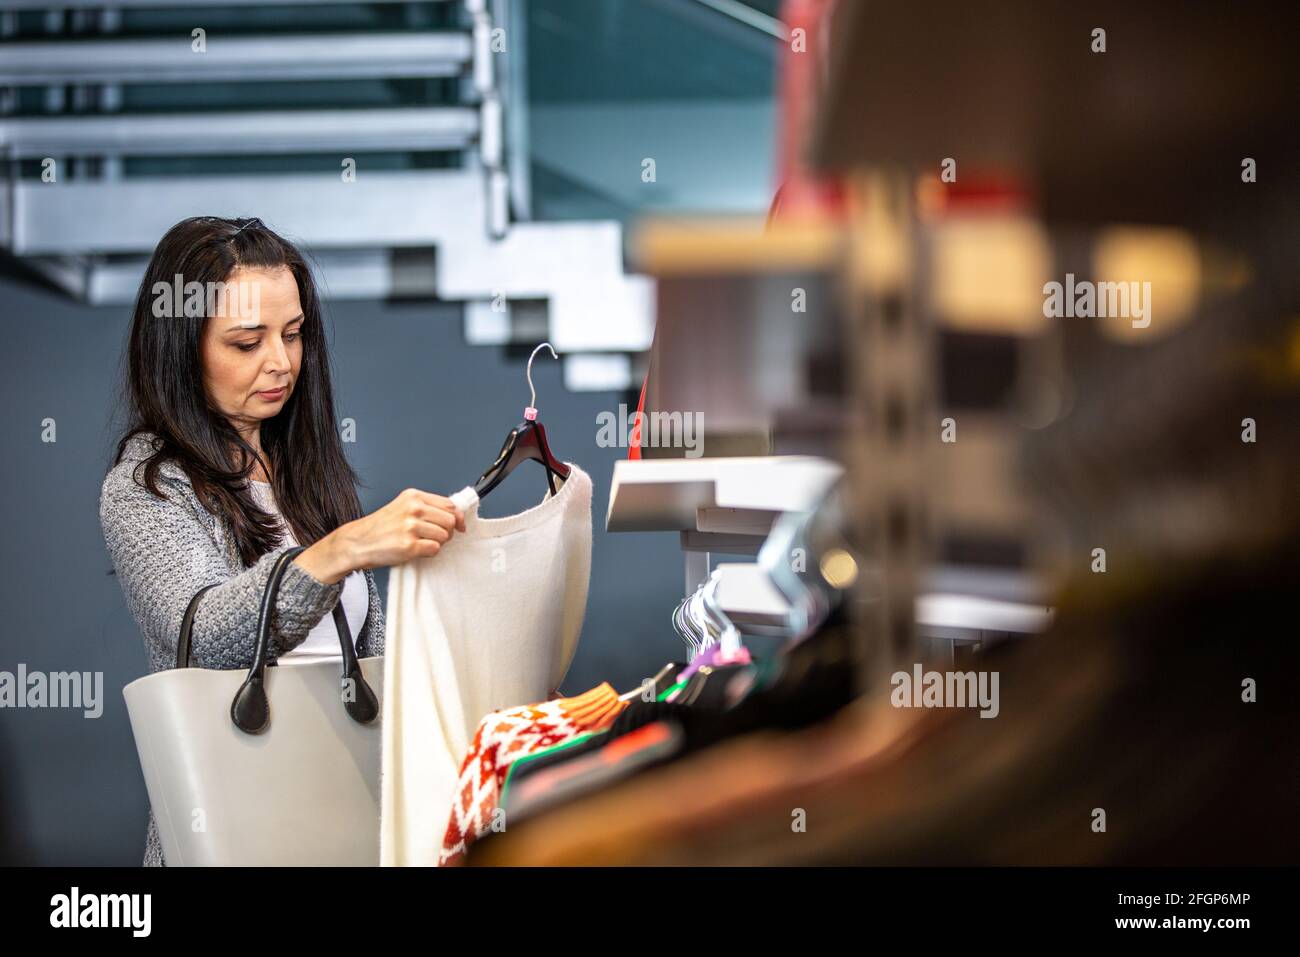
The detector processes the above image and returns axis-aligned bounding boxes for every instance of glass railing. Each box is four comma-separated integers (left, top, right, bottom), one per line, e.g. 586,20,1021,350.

523,0,780,222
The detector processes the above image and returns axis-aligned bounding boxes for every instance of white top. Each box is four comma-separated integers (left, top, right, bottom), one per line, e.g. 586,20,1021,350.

379,463,593,866
248,480,369,664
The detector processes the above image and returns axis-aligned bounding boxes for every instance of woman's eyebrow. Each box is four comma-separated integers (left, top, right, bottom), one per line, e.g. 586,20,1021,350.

224,315,304,333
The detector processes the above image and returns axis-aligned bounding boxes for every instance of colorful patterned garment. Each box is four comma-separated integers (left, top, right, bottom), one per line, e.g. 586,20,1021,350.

439,682,628,865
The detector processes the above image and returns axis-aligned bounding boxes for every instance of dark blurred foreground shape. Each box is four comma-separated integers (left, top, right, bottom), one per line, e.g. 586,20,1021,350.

467,0,1299,865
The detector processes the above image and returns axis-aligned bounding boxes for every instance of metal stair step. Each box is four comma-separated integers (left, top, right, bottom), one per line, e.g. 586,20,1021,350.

0,32,472,85
0,107,479,158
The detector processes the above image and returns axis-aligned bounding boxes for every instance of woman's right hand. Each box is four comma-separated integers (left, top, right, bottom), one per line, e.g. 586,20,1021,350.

295,488,466,584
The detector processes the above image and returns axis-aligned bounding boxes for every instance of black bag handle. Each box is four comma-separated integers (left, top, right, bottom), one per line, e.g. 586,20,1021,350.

329,585,380,727
177,546,379,734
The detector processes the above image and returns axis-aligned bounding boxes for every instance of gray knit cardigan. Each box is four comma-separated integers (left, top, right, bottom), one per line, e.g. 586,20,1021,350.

99,430,385,867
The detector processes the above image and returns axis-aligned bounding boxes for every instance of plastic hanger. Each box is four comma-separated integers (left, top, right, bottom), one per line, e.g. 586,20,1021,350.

669,570,753,704
618,661,688,702
701,568,749,663
474,342,572,499
672,591,711,658
670,596,694,655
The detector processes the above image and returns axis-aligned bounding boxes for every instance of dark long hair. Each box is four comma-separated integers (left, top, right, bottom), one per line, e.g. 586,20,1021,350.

110,215,362,566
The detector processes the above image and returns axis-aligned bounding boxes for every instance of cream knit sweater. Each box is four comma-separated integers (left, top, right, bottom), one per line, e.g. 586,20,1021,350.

379,464,592,866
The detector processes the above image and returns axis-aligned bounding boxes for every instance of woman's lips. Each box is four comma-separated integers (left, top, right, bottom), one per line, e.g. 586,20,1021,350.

255,387,287,401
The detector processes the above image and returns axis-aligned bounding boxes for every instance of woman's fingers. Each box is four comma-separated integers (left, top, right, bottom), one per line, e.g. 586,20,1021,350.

407,518,451,544
411,538,444,558
395,489,466,545
404,488,457,511
412,503,460,531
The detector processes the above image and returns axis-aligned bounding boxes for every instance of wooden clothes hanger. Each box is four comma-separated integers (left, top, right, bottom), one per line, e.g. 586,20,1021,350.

473,342,572,499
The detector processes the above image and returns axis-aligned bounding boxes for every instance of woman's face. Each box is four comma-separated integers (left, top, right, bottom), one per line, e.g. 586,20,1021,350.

199,265,304,434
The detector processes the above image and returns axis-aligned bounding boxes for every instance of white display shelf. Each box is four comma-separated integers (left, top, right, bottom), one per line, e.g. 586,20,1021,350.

712,562,793,629
917,593,1053,636
605,456,844,534
714,561,1053,637
606,455,843,595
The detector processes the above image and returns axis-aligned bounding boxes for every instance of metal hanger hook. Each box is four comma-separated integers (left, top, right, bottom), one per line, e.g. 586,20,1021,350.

526,341,558,412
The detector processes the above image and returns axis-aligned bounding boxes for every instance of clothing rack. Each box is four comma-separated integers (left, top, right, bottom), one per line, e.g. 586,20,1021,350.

617,209,1061,689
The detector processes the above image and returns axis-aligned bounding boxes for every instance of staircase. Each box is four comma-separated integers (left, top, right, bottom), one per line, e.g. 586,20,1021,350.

0,0,654,391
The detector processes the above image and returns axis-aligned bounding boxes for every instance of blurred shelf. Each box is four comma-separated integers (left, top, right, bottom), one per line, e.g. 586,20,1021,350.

606,455,843,534
917,593,1053,637
632,217,841,275
712,561,792,629
714,560,1053,637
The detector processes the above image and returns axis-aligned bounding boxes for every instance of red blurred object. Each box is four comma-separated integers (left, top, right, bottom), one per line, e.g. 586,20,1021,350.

921,172,1036,215
767,0,847,225
631,0,850,460
769,0,1032,222
628,372,646,460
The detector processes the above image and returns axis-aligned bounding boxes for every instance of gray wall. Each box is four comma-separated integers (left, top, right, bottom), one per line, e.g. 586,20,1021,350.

0,263,686,865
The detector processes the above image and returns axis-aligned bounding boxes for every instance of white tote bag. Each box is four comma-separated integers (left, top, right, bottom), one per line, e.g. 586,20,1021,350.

123,546,384,866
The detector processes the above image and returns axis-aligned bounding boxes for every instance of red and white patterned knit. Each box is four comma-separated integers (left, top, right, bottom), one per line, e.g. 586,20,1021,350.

439,682,627,865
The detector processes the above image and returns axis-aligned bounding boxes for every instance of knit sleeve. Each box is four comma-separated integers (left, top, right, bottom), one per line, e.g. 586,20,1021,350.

99,463,344,671
357,568,386,658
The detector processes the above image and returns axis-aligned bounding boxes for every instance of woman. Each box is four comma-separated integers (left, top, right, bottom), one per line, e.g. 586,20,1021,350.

99,216,466,866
